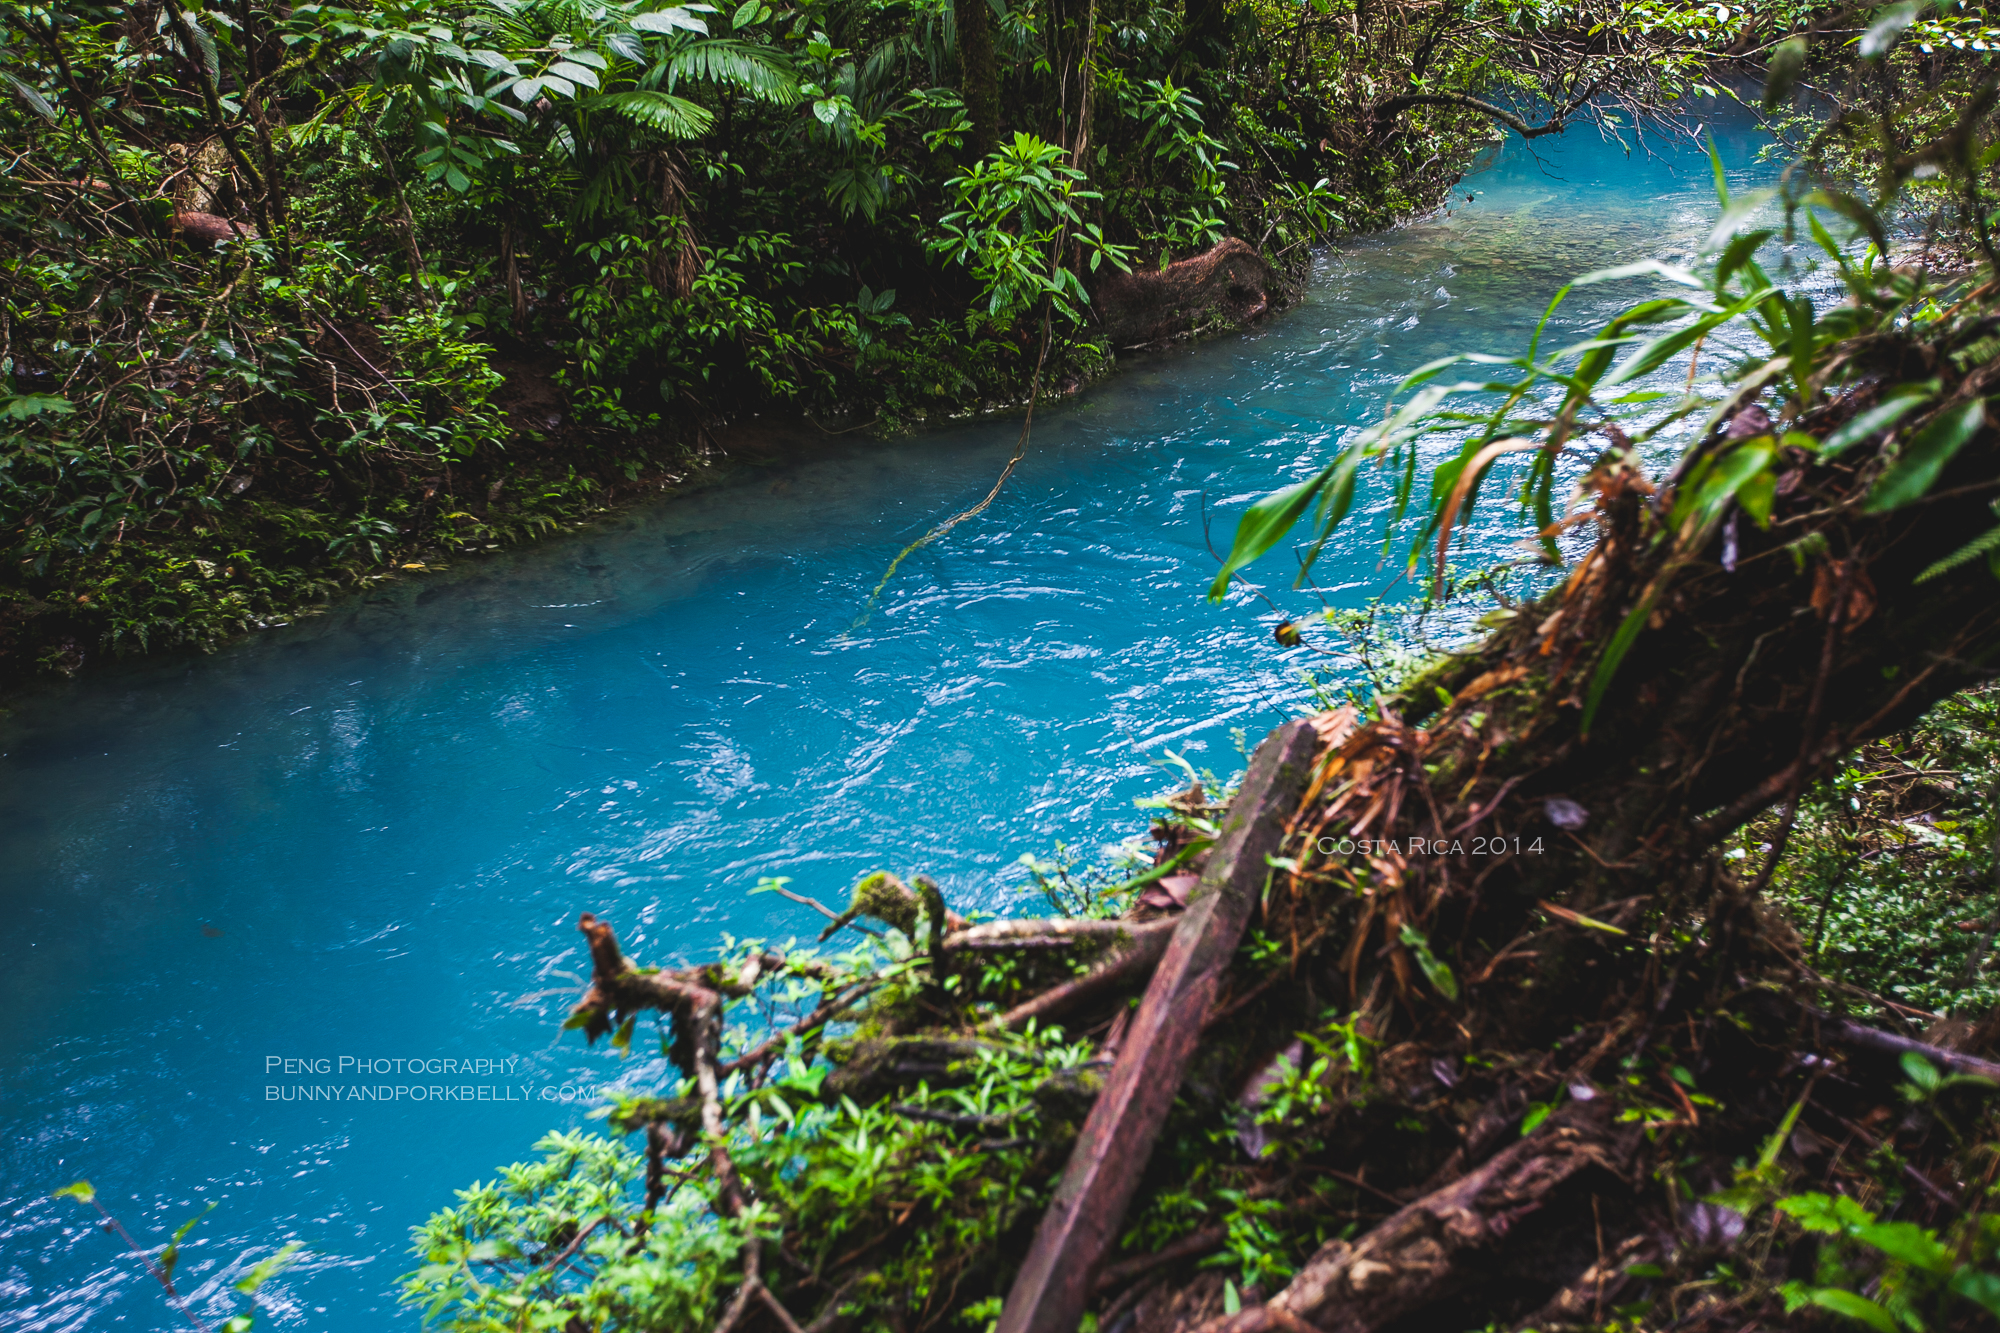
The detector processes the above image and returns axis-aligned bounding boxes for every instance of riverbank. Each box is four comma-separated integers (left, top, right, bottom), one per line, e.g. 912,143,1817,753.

0,234,1310,693
5,0,1570,691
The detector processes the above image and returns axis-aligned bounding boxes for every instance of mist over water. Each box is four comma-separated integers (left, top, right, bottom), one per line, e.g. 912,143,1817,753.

1,111,1782,1328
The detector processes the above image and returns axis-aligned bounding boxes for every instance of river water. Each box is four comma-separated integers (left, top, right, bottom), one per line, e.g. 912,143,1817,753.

1,108,1785,1328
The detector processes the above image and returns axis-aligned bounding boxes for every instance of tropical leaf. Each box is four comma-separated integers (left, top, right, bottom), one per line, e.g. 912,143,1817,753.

2,70,56,120
0,393,74,419
1604,288,1775,387
1763,35,1806,108
1863,398,1988,513
629,6,714,34
1950,1268,2000,1319
1799,1286,1898,1333
667,38,799,103
548,59,601,88
1670,437,1776,535
594,89,715,136
1852,1219,1952,1274
1207,463,1337,601
1817,388,1934,458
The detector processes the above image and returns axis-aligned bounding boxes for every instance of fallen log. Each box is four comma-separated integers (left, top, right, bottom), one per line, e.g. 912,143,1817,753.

945,917,1174,950
998,719,1321,1333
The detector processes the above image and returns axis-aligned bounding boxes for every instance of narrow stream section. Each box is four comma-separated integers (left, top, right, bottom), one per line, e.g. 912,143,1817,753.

2,110,1781,1330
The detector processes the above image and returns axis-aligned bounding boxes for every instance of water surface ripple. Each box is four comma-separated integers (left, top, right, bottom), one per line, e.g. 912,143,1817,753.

2,115,1784,1329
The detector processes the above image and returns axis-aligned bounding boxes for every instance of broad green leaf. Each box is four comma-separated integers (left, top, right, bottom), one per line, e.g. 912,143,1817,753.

1671,438,1775,534
1901,1051,1942,1091
1863,398,1988,513
2,71,56,121
1818,391,1933,459
1949,1268,2000,1318
1739,468,1777,527
1854,1220,1952,1274
1714,229,1777,288
548,61,601,88
1296,441,1371,579
1604,289,1774,387
0,393,74,419
52,1180,95,1204
630,7,713,33
1802,1286,1899,1333
1207,464,1336,600
1763,36,1807,108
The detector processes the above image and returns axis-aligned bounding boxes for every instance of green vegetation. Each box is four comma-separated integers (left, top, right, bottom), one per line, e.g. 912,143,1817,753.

0,0,1737,681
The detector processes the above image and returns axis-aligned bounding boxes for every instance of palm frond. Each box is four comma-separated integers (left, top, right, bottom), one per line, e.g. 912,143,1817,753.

592,89,715,137
667,39,799,104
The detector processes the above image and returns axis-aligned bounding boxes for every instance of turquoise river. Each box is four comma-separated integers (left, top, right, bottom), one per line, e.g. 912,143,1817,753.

1,105,1801,1329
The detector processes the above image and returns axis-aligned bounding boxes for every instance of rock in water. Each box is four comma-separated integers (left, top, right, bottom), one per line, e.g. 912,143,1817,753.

1092,238,1276,346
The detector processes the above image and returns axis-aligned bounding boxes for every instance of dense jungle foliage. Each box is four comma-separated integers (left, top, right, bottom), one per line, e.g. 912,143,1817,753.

1,0,1783,680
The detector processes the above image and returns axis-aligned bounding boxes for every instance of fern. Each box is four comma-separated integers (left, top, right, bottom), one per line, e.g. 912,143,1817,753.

1915,523,2000,584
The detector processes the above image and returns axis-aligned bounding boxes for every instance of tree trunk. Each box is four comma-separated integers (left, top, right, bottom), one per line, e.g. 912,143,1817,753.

956,0,1002,159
